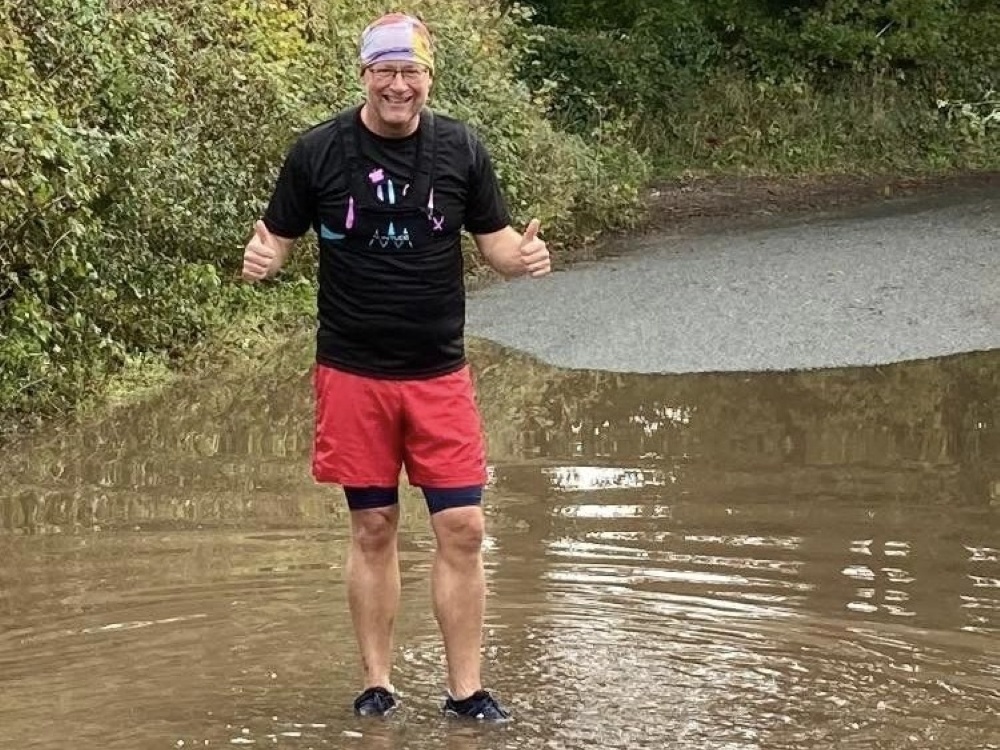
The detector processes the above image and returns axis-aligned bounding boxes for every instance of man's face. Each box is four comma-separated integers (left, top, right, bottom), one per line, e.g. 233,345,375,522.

362,62,433,134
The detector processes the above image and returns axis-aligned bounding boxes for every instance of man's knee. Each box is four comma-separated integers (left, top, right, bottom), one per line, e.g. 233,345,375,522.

350,504,399,555
432,506,485,557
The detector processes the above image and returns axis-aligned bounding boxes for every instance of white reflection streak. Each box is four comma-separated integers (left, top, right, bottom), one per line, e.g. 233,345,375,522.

969,576,1000,588
850,539,873,555
960,595,1000,610
685,534,803,551
883,541,911,557
882,567,915,584
629,406,693,428
81,613,208,635
842,565,875,581
543,466,671,492
550,539,806,578
965,546,999,563
560,504,672,519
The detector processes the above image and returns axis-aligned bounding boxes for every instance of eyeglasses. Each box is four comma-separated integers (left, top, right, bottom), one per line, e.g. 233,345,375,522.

366,65,430,83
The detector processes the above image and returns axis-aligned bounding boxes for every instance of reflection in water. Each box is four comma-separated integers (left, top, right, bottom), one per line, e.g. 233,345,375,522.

0,338,998,749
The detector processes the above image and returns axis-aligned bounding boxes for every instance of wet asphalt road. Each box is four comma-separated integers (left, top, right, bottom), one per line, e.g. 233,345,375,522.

467,189,1000,373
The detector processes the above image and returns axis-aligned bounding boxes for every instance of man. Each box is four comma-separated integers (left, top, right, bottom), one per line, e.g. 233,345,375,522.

241,12,550,722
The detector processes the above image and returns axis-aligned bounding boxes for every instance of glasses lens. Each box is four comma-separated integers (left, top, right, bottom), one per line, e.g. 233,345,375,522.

370,66,426,82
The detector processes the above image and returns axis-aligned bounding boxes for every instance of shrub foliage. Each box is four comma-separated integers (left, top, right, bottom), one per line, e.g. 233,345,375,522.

518,0,1000,171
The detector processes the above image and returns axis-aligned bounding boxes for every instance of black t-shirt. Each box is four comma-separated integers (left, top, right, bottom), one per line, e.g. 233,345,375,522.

263,106,510,378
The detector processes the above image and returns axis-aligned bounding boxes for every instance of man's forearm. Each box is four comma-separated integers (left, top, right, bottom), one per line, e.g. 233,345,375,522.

266,236,297,277
479,227,528,279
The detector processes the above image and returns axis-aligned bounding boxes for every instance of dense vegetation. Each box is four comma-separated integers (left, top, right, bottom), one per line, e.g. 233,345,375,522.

518,0,1000,173
2,0,997,434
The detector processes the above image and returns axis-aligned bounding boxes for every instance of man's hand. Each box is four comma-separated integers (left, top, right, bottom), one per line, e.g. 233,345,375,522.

242,220,277,282
520,219,550,278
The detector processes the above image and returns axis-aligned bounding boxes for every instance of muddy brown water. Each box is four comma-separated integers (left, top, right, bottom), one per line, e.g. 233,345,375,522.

1,339,997,750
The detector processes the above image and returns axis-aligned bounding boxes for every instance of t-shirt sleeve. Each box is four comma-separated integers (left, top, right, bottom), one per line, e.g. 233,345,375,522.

464,132,511,236
262,137,315,238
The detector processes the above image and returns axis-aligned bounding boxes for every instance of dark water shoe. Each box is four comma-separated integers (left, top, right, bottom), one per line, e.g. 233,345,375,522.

442,690,511,722
353,686,397,717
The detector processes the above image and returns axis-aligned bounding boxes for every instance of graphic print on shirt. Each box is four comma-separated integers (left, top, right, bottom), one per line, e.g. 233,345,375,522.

426,188,446,233
370,221,413,249
320,224,345,241
367,166,415,249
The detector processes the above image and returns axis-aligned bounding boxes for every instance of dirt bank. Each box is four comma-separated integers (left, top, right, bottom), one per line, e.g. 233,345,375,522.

638,170,1000,235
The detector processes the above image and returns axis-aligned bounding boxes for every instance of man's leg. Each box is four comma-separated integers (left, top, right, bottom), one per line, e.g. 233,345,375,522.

403,367,510,720
311,364,405,714
427,497,486,698
425,491,510,720
345,490,401,691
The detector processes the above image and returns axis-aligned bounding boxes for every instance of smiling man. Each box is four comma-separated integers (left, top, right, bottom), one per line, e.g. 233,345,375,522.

358,12,435,136
241,12,550,722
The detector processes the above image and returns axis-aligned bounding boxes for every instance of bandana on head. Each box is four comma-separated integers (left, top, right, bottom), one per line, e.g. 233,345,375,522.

359,13,435,73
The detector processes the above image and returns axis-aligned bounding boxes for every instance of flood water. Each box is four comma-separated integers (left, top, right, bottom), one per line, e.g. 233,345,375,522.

1,338,998,750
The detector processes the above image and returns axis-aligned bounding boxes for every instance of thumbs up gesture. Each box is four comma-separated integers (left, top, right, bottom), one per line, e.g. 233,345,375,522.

520,219,550,278
242,220,277,282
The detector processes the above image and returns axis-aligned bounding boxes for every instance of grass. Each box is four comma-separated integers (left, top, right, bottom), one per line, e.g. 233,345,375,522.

630,73,1000,178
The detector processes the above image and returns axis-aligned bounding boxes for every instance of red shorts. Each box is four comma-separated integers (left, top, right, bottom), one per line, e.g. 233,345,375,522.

312,363,488,488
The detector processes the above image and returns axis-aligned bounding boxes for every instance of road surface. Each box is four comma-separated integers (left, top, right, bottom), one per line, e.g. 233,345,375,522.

467,189,999,373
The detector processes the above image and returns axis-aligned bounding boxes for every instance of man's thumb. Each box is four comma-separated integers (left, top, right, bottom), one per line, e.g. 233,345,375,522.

522,218,541,244
254,220,273,245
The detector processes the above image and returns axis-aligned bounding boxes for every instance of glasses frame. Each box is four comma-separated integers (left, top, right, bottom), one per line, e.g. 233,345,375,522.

365,64,431,84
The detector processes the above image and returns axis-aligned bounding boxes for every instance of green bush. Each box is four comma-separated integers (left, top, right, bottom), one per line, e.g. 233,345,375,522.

519,0,1000,172
520,2,720,132
1,0,330,420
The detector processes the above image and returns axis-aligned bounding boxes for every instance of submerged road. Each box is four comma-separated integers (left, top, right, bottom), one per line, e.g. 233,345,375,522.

467,189,999,373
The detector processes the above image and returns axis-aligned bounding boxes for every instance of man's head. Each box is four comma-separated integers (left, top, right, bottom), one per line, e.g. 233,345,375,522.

358,13,434,137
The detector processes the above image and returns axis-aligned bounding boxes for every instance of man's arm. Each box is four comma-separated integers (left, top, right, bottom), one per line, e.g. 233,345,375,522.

244,134,314,281
242,220,298,281
473,219,550,280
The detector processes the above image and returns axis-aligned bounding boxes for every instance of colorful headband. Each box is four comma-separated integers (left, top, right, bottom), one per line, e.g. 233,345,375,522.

359,13,435,73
